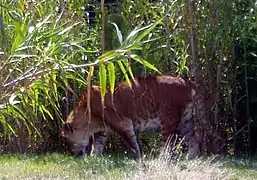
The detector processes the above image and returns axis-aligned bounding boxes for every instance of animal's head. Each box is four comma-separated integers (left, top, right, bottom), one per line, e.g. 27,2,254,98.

61,86,105,157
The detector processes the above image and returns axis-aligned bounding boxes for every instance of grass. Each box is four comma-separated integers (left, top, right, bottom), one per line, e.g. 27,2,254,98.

0,153,257,180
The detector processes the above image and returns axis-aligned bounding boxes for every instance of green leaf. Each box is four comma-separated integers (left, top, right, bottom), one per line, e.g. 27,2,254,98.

58,22,80,36
99,50,122,62
107,62,115,95
130,54,161,74
124,24,151,44
111,22,123,45
12,105,27,121
0,15,5,49
11,22,24,53
134,22,159,43
124,20,160,45
35,14,51,29
88,66,95,77
117,61,131,87
0,114,17,136
40,104,54,120
122,58,134,79
99,63,107,101
122,44,143,51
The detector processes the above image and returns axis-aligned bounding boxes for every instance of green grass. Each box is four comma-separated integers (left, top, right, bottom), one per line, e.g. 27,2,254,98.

0,153,257,180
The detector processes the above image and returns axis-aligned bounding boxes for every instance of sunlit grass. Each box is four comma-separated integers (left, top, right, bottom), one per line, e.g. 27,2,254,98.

0,153,257,180
0,153,135,179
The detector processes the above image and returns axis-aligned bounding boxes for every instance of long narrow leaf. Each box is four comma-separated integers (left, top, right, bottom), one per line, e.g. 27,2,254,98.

11,22,24,53
40,104,54,120
124,23,151,44
0,114,17,136
99,63,107,101
35,14,51,29
11,105,32,135
58,22,80,36
130,54,161,74
111,22,123,45
0,15,6,49
88,66,95,77
122,44,143,51
107,62,115,95
117,61,131,87
122,58,134,80
134,20,162,43
99,50,122,62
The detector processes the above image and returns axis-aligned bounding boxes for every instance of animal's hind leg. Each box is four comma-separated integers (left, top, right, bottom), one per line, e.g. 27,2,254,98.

178,102,199,159
160,110,181,152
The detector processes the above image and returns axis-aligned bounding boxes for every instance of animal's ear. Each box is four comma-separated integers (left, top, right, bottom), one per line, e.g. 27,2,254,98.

64,123,73,133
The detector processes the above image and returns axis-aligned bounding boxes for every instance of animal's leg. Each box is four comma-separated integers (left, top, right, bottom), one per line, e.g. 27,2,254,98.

160,109,180,146
86,135,94,156
91,131,108,155
114,121,141,160
178,102,199,159
105,110,141,160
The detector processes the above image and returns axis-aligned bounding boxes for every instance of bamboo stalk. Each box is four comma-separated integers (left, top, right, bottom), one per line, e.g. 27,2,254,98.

231,39,238,155
244,41,251,155
188,0,203,151
188,0,198,82
86,66,94,126
214,64,221,127
101,0,105,53
163,0,172,71
211,1,223,153
0,9,6,101
100,0,107,131
213,1,222,128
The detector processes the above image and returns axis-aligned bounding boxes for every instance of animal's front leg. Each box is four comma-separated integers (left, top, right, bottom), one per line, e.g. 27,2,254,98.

122,129,141,160
92,131,108,155
113,120,141,160
105,110,141,160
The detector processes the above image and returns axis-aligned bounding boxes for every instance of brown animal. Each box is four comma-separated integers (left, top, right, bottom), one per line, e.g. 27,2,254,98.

61,75,201,159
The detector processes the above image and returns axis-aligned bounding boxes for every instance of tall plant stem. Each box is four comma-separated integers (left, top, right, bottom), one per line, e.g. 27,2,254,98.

101,0,105,53
244,42,251,155
188,0,198,81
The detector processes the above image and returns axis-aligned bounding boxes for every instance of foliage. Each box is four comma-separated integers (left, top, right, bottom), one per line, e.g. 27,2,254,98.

0,0,164,152
0,0,257,157
0,0,96,151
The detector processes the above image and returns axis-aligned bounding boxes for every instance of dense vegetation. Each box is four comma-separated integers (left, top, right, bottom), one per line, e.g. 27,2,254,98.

0,0,256,158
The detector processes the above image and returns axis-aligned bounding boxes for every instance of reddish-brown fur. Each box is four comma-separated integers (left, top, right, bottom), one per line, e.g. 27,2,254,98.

62,75,200,159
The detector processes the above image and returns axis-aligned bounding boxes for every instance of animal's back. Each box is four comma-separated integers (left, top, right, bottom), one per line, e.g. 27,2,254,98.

107,75,193,130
